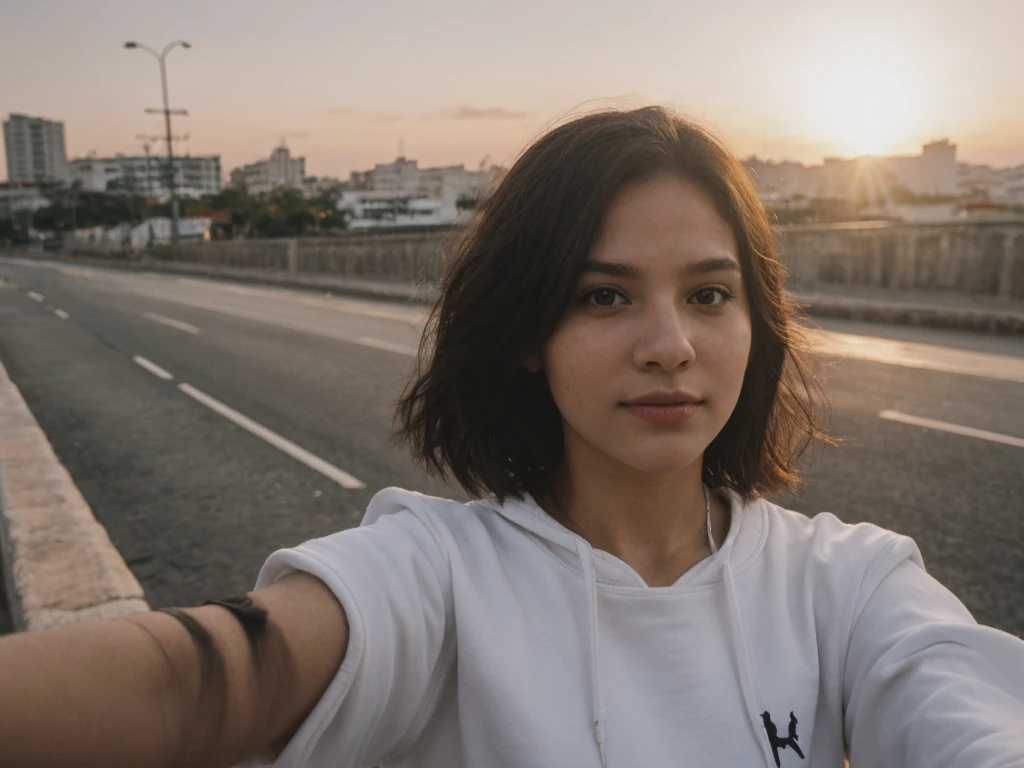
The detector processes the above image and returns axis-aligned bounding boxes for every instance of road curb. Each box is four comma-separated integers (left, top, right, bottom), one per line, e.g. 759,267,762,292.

0,356,149,632
793,292,1024,335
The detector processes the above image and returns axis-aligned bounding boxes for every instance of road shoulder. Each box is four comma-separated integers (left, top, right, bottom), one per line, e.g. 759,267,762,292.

0,355,148,632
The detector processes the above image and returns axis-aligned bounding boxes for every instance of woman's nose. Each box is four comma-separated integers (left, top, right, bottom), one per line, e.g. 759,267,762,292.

633,302,696,371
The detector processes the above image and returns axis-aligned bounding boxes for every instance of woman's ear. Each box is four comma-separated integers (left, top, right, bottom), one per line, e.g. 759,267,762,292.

524,354,542,373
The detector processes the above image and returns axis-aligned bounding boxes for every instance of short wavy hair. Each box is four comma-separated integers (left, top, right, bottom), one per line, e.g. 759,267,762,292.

395,106,828,503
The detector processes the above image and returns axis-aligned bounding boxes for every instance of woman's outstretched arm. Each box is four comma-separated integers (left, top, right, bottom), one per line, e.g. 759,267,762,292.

0,570,348,768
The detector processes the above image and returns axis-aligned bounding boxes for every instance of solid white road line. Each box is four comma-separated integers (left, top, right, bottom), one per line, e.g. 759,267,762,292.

132,355,175,381
173,277,426,325
809,329,1024,384
356,336,417,356
54,309,69,320
879,410,1024,449
27,291,44,302
133,294,417,356
177,383,366,489
143,312,201,335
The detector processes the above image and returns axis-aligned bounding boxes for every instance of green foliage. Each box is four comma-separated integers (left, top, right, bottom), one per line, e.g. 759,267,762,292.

0,216,30,245
17,183,347,239
768,197,859,225
889,185,959,205
28,189,149,231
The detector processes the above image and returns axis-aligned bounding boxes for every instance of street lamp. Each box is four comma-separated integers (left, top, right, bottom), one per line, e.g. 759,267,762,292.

124,40,191,247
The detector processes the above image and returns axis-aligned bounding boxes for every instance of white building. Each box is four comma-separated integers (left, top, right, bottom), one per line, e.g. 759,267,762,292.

956,163,1024,204
361,158,491,201
3,114,71,184
302,175,345,197
336,190,458,230
745,140,960,205
418,164,489,203
0,184,51,219
69,154,221,199
1005,167,1024,204
369,157,421,195
880,139,957,196
69,216,212,252
230,145,305,194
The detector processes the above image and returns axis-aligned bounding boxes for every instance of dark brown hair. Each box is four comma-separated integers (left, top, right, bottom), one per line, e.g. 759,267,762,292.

395,106,828,503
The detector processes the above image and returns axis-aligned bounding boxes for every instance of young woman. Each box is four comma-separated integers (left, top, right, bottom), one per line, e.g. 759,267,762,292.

2,107,1023,768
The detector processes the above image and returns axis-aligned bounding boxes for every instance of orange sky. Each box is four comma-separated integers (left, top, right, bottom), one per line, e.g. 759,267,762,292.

3,0,1023,180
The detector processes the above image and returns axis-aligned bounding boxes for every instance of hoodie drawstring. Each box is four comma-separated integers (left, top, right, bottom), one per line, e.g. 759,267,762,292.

575,537,609,768
722,560,777,768
568,510,772,768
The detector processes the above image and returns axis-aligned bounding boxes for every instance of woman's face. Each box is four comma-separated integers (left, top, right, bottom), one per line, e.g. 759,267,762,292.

539,172,752,478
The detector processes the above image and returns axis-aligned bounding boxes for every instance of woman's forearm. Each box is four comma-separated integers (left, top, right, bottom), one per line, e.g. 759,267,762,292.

0,610,189,767
0,574,349,768
0,605,264,768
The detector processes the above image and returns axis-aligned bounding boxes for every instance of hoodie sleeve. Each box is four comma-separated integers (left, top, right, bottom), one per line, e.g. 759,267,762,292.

246,489,456,768
843,539,1024,767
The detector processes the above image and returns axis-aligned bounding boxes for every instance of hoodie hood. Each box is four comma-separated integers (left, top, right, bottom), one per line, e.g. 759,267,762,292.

474,488,767,589
471,489,777,768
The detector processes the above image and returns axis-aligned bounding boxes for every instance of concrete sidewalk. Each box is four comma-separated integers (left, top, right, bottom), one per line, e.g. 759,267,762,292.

0,353,149,632
5,251,1023,334
790,285,1024,334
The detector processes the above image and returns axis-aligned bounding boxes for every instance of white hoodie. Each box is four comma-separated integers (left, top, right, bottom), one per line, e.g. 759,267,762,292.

250,487,1024,768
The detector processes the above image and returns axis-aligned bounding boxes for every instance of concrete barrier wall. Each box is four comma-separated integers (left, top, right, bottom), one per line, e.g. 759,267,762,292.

781,221,1024,300
70,220,1024,301
159,230,454,284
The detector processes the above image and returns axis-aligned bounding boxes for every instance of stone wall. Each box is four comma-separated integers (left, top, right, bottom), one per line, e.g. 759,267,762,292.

160,229,455,284
73,219,1024,301
780,221,1024,300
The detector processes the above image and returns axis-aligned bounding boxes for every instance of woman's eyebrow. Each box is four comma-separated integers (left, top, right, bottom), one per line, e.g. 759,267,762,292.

581,257,740,278
680,256,741,276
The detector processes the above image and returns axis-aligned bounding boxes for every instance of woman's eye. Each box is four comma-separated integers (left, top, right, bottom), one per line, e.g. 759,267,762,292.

690,287,731,306
586,288,626,307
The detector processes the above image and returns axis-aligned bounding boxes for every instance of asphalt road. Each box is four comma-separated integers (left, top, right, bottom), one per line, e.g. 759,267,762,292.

1,257,1022,638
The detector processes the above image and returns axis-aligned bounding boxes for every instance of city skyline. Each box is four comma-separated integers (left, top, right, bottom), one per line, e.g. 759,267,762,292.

2,0,1023,182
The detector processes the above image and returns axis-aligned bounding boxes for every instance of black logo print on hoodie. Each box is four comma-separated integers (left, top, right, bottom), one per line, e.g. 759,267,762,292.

760,711,805,767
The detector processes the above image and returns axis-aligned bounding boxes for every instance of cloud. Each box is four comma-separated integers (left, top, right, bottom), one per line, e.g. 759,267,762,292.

372,114,403,123
442,105,530,121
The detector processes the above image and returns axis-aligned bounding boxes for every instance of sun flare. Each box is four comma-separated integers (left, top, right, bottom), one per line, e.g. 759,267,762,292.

805,54,922,157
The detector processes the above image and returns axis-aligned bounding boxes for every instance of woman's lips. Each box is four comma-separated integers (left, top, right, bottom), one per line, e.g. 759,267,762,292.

624,402,701,424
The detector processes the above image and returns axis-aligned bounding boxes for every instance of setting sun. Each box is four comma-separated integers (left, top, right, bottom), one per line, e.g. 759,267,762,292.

804,52,923,157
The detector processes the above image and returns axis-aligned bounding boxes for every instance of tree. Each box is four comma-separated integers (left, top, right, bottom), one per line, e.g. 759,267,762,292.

250,187,317,237
0,216,30,245
307,189,347,232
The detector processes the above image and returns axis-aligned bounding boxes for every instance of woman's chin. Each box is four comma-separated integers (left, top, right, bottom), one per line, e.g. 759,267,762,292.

613,448,706,477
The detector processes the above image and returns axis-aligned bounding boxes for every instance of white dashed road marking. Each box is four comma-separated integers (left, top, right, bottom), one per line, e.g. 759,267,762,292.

143,312,201,335
54,309,69,320
132,356,174,381
879,410,1024,449
27,291,44,302
177,383,366,489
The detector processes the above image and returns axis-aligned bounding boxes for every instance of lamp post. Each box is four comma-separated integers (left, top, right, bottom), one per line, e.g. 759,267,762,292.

124,39,190,247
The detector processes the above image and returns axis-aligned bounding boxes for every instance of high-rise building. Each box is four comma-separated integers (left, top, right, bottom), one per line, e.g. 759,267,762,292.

3,114,71,184
418,164,488,202
229,145,305,194
69,154,221,199
370,157,421,195
881,139,958,196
